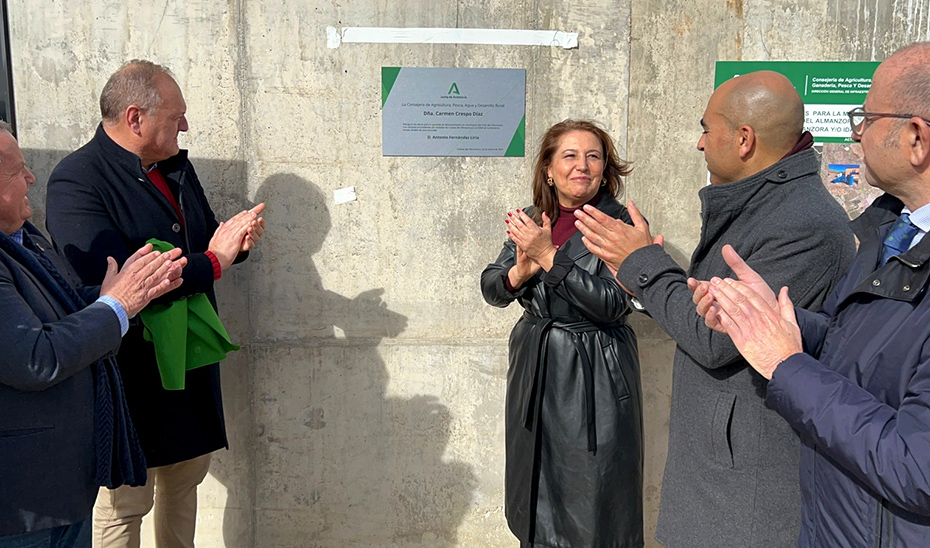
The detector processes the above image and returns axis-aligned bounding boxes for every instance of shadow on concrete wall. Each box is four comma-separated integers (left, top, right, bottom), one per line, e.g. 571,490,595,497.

22,147,476,547
246,174,476,547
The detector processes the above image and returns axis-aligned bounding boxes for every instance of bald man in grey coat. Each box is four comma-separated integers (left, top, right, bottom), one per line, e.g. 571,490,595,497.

575,71,856,547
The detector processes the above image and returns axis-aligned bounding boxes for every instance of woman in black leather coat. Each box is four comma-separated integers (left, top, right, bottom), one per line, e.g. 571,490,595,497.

481,120,643,548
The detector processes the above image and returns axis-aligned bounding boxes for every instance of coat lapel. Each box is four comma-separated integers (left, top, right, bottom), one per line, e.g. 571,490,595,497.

561,193,625,262
852,193,902,274
560,225,590,261
9,226,72,319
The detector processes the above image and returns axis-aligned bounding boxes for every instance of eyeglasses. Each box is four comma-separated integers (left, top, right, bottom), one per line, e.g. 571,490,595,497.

848,107,930,138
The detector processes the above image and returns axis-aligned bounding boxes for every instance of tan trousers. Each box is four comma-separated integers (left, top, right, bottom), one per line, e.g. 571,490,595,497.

93,453,212,548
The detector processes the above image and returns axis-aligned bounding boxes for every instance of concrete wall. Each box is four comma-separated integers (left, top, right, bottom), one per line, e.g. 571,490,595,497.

8,0,930,547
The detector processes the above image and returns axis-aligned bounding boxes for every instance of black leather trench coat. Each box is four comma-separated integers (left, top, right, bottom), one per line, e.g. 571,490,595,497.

481,194,644,548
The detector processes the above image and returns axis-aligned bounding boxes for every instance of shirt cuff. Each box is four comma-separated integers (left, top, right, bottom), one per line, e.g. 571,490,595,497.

205,250,222,280
96,295,129,337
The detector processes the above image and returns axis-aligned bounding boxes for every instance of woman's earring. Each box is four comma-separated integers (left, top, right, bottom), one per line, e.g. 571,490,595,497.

601,178,607,187
547,177,554,187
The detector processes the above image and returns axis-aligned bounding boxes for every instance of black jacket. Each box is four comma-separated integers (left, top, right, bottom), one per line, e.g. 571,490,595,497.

481,193,643,548
45,124,233,467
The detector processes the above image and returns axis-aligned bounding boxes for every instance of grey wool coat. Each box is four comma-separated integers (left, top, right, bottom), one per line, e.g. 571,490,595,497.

615,149,856,548
481,193,644,548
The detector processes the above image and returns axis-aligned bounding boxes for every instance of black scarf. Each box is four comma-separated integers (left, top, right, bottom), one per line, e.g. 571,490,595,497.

0,224,146,488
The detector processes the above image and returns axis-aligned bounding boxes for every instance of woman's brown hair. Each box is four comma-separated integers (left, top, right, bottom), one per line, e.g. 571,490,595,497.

531,119,631,224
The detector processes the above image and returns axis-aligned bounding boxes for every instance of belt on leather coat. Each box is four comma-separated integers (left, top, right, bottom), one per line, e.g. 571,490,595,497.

519,312,605,454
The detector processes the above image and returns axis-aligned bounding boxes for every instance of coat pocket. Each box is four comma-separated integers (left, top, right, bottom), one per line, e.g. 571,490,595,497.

603,341,632,402
712,392,737,469
0,425,53,438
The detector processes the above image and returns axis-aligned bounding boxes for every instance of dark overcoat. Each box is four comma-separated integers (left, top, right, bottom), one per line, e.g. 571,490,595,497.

0,223,121,536
481,193,644,548
615,149,856,548
45,124,238,467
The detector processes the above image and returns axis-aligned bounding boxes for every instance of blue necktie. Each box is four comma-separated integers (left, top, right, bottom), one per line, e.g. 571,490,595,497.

880,212,920,266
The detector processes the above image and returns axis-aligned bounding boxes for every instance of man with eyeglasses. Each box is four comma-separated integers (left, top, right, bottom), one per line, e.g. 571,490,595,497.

572,71,855,547
690,42,930,546
848,107,930,141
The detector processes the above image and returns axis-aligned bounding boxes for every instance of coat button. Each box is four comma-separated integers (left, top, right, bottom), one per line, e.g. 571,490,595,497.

777,170,788,179
904,285,911,292
872,279,881,287
171,223,181,233
638,274,648,284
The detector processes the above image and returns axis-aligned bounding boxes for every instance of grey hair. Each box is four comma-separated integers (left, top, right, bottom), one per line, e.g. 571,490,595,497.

99,59,174,124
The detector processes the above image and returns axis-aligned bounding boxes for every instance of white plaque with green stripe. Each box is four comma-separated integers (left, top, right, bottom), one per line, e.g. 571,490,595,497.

382,67,526,157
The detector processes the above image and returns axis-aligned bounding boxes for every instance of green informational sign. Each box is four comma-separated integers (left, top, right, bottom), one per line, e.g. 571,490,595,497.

715,61,880,143
381,67,526,157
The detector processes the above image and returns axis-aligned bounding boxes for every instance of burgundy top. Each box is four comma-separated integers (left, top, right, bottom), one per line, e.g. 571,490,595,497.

145,167,184,228
552,188,605,247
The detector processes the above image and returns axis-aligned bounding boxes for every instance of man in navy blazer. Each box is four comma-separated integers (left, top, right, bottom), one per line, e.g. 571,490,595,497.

0,121,186,548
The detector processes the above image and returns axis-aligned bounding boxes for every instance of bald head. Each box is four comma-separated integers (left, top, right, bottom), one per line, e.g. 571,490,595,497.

855,43,930,208
712,70,804,155
880,42,930,120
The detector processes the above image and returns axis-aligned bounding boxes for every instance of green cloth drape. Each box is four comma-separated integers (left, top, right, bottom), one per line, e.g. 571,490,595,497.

139,239,239,390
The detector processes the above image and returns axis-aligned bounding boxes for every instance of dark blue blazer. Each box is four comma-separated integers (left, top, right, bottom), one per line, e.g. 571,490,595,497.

0,223,121,536
769,193,930,547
